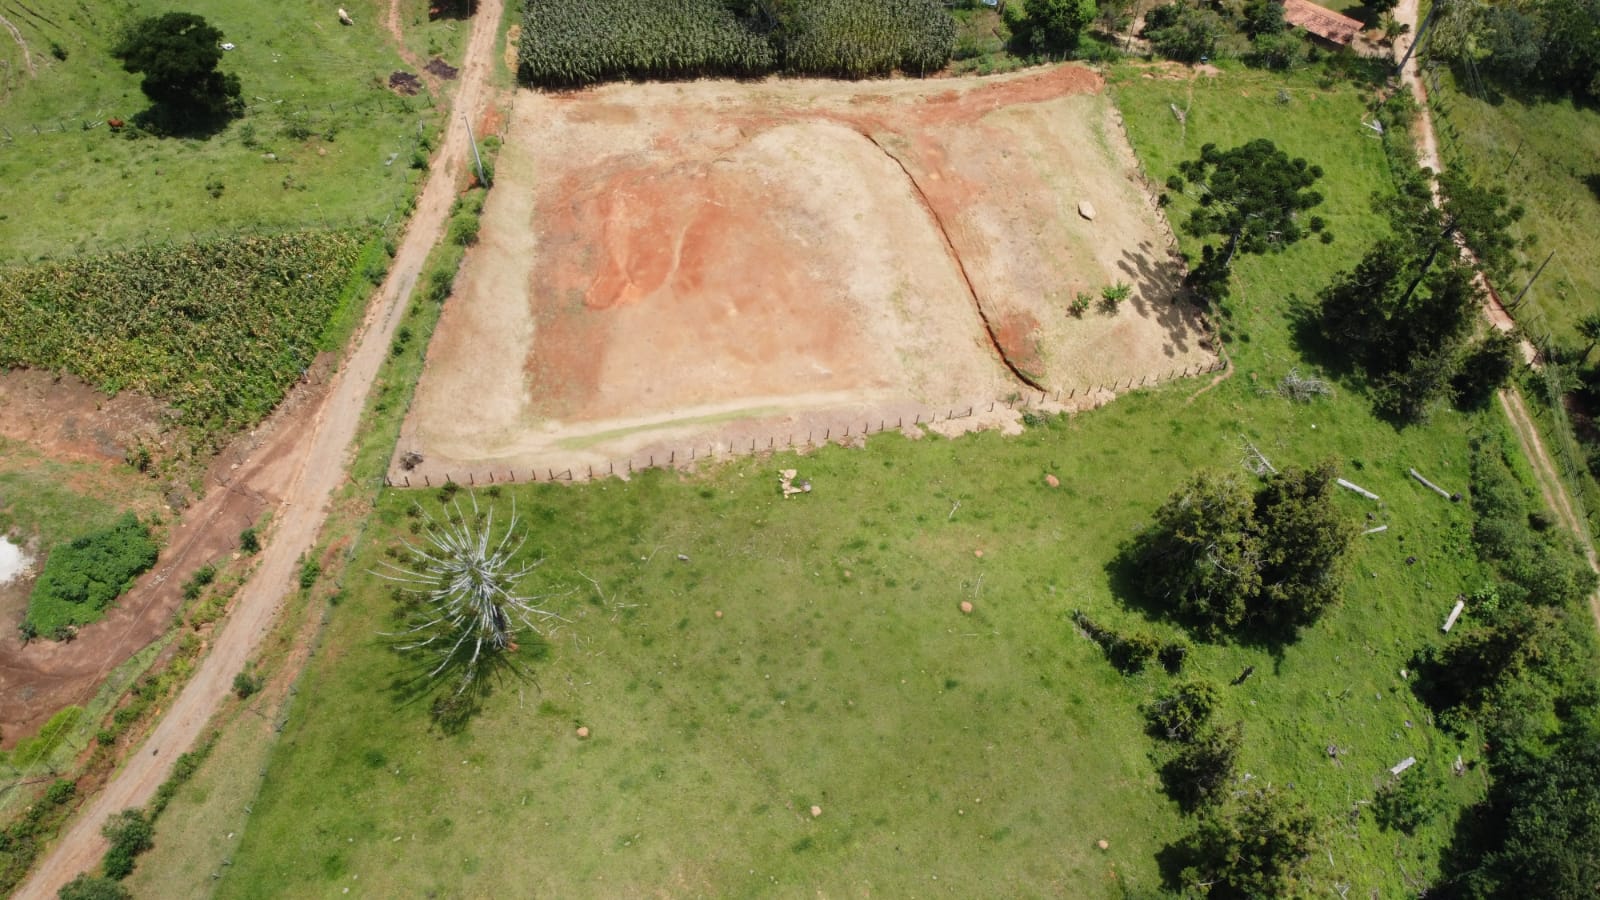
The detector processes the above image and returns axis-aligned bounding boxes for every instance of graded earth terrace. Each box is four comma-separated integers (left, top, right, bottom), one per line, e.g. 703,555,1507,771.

397,66,1215,481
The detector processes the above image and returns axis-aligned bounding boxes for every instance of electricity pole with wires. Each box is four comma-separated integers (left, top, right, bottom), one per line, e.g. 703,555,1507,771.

463,112,488,186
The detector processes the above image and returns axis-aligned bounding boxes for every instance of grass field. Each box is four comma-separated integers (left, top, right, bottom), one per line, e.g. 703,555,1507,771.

1427,68,1600,349
0,0,436,261
187,62,1506,897
0,438,166,551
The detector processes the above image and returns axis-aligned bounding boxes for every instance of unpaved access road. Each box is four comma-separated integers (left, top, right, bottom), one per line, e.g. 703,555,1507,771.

13,0,505,894
1391,0,1600,629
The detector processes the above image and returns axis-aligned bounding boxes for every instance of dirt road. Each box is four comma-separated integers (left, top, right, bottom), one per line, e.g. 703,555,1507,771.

13,0,504,894
1391,0,1600,627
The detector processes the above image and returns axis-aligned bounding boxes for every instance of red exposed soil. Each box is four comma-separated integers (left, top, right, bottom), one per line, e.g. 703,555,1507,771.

402,65,1216,480
0,370,174,465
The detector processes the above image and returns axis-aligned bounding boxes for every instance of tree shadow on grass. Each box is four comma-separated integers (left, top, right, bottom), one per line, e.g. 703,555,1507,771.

384,631,548,734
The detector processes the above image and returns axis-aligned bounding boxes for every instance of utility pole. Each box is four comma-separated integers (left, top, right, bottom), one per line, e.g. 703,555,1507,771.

1509,250,1555,310
463,112,487,186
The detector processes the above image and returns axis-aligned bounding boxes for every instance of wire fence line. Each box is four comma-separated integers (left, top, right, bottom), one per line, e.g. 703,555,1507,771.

385,357,1231,490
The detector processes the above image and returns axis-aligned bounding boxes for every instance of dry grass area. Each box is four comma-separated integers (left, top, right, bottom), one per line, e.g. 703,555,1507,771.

398,65,1215,479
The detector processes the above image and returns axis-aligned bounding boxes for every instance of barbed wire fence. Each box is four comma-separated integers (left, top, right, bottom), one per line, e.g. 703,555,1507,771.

384,357,1231,490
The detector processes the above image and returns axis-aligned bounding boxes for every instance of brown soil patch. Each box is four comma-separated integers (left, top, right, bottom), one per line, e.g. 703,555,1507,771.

399,65,1215,480
389,71,421,95
0,359,335,747
0,370,174,465
425,57,460,80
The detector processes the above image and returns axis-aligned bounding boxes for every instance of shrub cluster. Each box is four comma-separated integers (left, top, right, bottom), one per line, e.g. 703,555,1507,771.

1129,463,1356,641
1072,610,1188,675
518,0,955,86
26,514,159,635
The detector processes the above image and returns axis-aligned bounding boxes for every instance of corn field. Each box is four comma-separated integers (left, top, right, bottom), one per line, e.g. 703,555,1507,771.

778,0,955,78
0,229,371,441
518,0,956,87
519,0,775,87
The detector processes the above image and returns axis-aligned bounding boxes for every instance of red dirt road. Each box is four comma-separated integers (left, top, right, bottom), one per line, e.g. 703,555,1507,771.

13,0,505,894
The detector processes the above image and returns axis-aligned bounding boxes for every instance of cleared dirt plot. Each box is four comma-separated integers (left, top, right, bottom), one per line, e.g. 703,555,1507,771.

400,65,1215,478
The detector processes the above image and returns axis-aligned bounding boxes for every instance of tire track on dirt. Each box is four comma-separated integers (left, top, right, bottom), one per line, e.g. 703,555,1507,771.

853,129,1045,392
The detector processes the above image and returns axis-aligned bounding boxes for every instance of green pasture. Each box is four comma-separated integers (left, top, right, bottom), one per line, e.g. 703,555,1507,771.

0,0,437,261
1426,66,1600,350
183,63,1504,896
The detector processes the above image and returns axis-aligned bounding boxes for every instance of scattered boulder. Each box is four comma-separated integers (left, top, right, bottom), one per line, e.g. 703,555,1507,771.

1097,839,1109,850
1045,473,1060,488
576,726,589,739
1078,200,1096,221
810,805,822,818
960,601,973,614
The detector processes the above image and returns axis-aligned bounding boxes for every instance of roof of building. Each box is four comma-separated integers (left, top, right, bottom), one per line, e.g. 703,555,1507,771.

1283,0,1364,46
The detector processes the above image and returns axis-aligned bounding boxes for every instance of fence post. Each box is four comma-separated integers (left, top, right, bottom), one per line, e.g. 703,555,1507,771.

404,476,411,487
424,475,430,486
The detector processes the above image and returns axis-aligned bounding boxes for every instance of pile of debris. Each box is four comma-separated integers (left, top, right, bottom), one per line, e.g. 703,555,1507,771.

778,469,812,499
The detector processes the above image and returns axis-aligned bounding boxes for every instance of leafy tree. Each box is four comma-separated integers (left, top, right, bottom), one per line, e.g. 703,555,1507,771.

1243,0,1285,36
1132,464,1353,639
1479,5,1546,82
1248,31,1304,70
1162,720,1242,811
58,875,132,900
1316,235,1482,423
1096,0,1138,34
1575,312,1600,365
1464,717,1600,898
112,13,242,132
1170,140,1325,300
1133,472,1261,637
1439,170,1528,286
1251,462,1355,633
1146,678,1220,742
100,808,153,879
1142,2,1224,64
1006,0,1097,55
1364,0,1399,15
1182,785,1317,896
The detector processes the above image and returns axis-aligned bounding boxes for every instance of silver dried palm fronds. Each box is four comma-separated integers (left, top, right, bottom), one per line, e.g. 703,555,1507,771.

377,492,561,690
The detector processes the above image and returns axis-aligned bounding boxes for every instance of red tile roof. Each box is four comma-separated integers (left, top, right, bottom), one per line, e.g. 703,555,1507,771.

1283,0,1363,45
